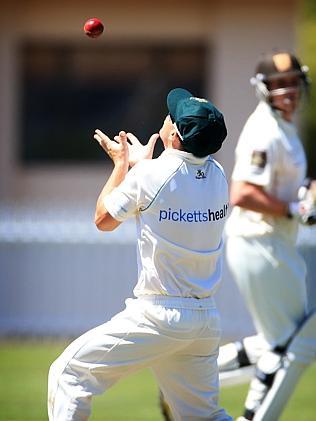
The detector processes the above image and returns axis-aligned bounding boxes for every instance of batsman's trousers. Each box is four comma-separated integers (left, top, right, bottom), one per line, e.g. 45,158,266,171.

226,234,307,348
48,295,232,421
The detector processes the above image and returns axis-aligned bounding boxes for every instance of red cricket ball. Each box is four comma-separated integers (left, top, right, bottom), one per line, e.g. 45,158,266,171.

83,18,104,38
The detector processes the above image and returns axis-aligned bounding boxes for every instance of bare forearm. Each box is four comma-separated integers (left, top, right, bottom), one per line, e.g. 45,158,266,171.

95,162,128,227
231,181,288,217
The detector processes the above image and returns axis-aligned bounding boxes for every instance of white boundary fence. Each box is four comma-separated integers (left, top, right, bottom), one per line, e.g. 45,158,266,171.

0,207,315,342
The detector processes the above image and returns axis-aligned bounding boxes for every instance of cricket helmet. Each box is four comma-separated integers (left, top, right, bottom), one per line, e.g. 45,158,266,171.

250,51,310,104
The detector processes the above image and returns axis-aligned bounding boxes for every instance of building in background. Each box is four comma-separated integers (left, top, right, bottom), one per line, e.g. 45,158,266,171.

2,0,311,338
0,0,300,206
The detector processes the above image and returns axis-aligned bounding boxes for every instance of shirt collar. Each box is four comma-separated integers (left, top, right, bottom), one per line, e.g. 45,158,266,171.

161,148,210,164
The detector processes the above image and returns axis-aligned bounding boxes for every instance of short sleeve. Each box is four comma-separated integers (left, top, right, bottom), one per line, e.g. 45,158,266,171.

232,130,278,188
103,165,142,222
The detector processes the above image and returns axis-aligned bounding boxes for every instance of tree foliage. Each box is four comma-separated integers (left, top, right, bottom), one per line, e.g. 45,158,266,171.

299,0,316,177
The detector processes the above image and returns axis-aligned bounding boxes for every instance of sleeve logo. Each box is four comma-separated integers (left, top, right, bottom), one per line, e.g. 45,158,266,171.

251,150,267,169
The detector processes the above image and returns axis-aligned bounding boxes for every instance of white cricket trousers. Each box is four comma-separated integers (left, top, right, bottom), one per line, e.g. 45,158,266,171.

48,295,232,421
226,234,307,348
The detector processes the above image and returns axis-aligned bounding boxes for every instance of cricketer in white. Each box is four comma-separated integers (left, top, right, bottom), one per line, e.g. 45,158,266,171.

219,52,316,421
48,88,232,421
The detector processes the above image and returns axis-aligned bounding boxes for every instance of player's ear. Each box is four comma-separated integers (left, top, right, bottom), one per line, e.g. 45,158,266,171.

171,131,182,149
170,128,176,138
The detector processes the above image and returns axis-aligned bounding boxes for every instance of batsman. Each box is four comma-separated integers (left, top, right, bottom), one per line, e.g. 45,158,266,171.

218,51,316,420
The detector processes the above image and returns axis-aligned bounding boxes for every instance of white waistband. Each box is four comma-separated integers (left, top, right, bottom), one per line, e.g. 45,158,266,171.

137,295,216,309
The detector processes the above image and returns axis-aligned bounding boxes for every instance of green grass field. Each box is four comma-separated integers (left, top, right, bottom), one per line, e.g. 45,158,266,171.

0,340,315,421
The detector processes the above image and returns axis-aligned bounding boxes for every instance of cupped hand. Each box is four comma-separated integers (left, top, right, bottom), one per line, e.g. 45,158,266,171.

94,130,129,168
114,132,160,167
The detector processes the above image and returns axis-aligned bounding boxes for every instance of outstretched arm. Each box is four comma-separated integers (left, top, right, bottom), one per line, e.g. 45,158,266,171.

93,130,160,231
94,130,129,231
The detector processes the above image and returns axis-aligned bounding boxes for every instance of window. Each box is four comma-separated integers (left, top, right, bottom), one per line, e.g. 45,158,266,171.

20,41,207,164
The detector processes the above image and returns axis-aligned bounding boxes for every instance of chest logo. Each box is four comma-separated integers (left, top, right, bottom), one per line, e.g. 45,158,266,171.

196,170,206,179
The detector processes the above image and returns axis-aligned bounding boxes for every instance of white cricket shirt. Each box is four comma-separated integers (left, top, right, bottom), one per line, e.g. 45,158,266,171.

104,148,229,298
226,101,307,243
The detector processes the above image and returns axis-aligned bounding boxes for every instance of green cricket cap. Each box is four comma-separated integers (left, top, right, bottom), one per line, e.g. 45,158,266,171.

167,88,227,157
